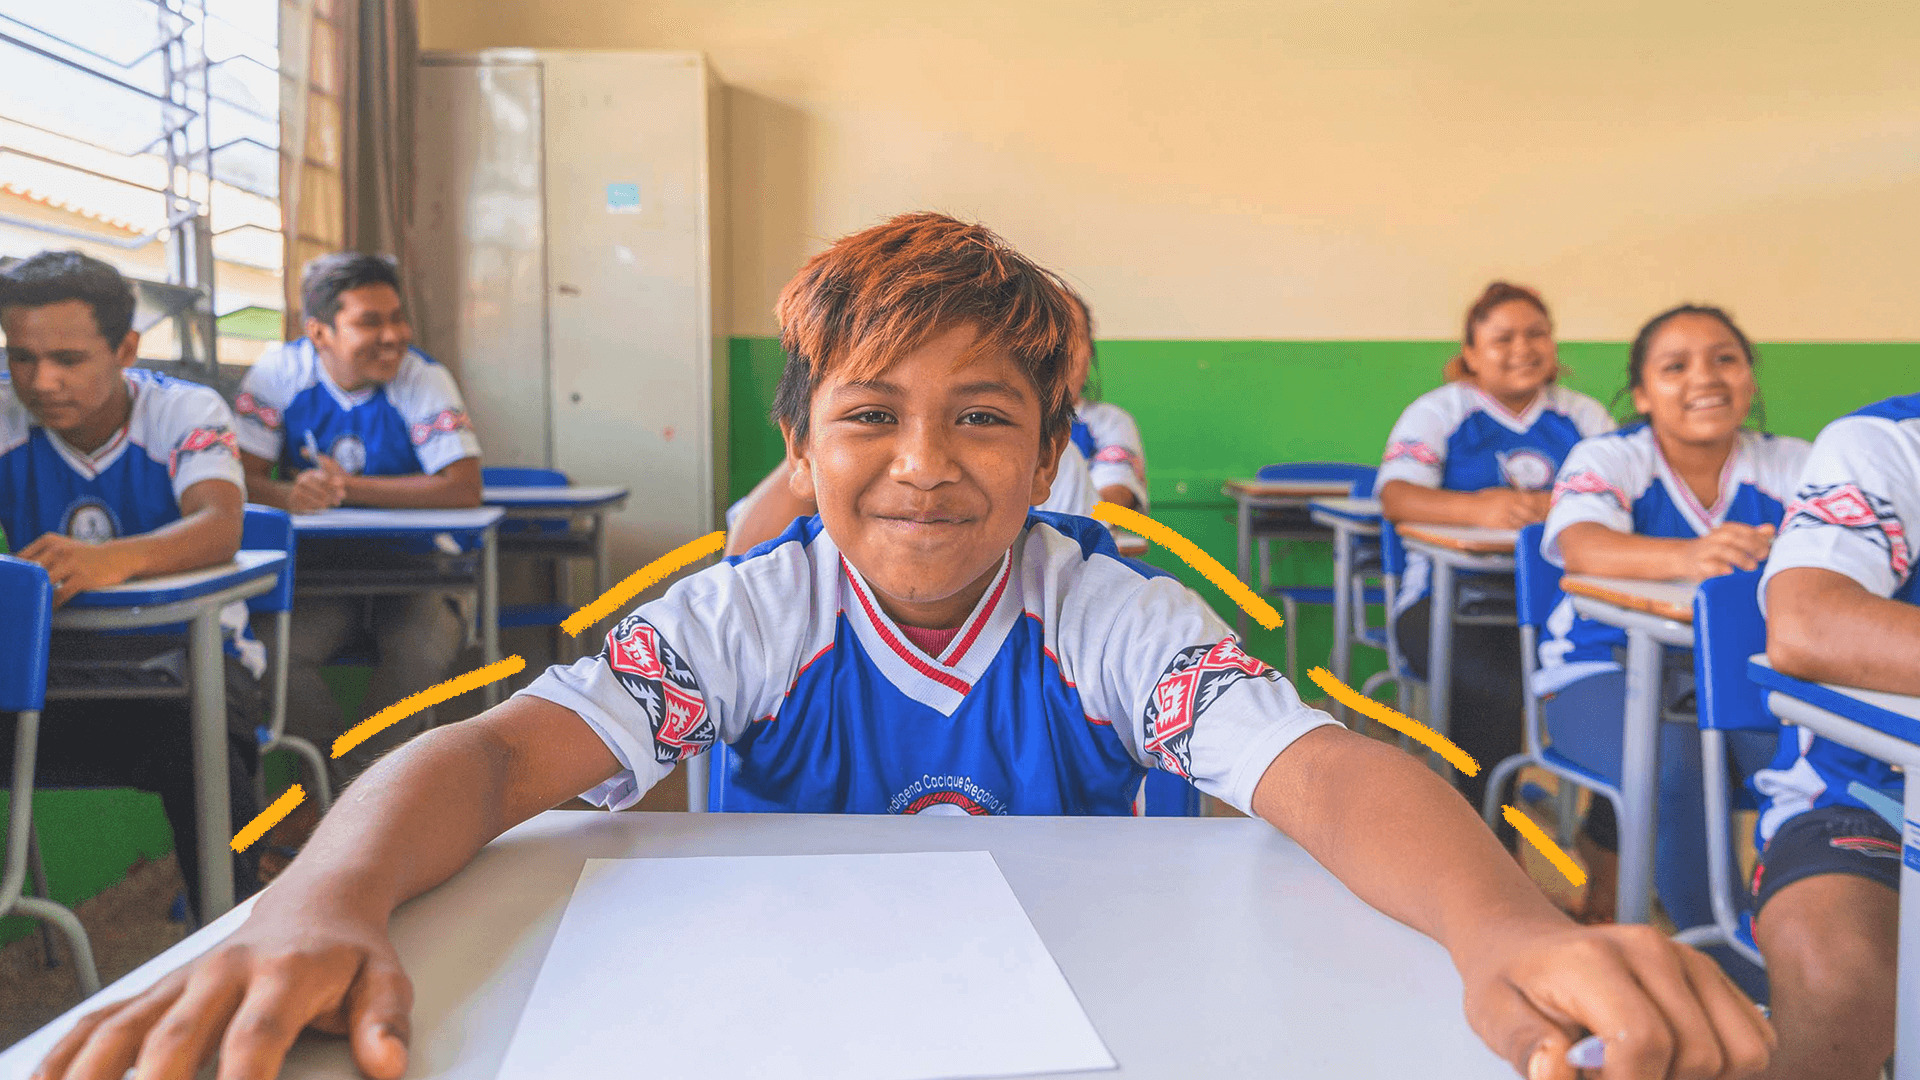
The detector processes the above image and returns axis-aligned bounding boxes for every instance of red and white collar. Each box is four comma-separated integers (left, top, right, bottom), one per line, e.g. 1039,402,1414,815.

838,551,1019,715
43,375,138,479
1473,384,1551,434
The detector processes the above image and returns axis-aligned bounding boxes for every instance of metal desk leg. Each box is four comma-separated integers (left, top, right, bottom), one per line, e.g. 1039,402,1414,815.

482,523,502,706
1427,556,1456,746
686,750,709,813
1235,496,1253,643
1898,773,1920,1080
1329,524,1353,725
2,710,100,994
189,608,234,918
1615,626,1662,926
588,509,612,663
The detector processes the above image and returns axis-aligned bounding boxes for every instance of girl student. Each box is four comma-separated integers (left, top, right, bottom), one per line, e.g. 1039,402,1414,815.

1376,282,1614,814
1537,305,1808,937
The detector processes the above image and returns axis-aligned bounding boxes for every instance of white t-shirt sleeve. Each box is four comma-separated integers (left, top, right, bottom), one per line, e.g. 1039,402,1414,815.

391,352,482,474
1036,442,1098,515
233,344,295,461
1543,435,1645,566
1760,416,1920,607
1565,388,1619,438
149,382,245,501
513,556,802,810
1080,402,1149,509
1376,390,1454,490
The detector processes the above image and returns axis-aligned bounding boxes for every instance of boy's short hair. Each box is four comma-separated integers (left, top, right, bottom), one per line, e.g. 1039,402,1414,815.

0,250,137,346
301,252,402,327
771,212,1077,447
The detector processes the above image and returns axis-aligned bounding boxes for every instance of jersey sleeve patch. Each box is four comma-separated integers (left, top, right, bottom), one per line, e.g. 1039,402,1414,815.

1786,483,1910,580
1141,638,1281,778
602,613,716,762
169,426,239,478
233,392,282,431
1384,439,1442,466
410,407,472,446
1554,468,1629,510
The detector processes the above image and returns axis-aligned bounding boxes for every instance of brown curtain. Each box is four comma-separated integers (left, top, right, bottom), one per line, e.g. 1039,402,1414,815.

278,0,347,337
340,0,423,339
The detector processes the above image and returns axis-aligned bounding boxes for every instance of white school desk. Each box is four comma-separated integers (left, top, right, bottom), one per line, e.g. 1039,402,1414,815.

1395,525,1519,751
289,507,506,706
47,552,287,919
1750,656,1920,1080
0,811,1513,1080
1223,478,1354,643
483,485,630,612
1562,575,1701,927
1308,497,1383,721
1110,527,1148,557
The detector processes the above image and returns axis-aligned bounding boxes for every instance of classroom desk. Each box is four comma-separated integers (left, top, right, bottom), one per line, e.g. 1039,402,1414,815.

1563,575,1699,927
0,812,1511,1080
1223,478,1354,642
483,484,630,608
47,552,287,919
1309,497,1383,720
1110,527,1148,557
1750,656,1920,1080
1395,525,1519,752
290,508,506,707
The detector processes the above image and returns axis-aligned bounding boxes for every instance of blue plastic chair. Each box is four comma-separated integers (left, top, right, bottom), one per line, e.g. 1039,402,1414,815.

1479,525,1630,852
483,465,586,637
1678,569,1772,966
244,505,333,810
1254,463,1387,685
0,554,101,997
1357,521,1425,733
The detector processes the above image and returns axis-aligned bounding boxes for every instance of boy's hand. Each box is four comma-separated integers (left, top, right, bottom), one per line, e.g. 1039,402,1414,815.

1458,921,1774,1079
17,534,141,606
33,899,412,1080
289,451,349,515
1680,523,1776,579
1475,487,1552,529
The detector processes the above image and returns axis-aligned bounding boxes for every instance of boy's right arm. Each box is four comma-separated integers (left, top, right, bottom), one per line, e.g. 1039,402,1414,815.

36,697,621,1080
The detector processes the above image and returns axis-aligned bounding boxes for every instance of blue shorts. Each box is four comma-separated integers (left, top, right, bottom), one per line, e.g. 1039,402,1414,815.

1752,804,1902,914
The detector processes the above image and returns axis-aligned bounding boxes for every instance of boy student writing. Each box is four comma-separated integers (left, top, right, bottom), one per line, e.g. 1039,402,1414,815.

37,216,1773,1080
1377,282,1616,819
1537,306,1807,942
1747,391,1919,1080
234,253,482,786
0,250,263,921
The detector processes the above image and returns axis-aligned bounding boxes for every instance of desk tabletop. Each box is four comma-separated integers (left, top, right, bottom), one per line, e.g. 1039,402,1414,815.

291,506,506,535
0,812,1508,1080
1750,655,1920,745
1397,523,1520,554
483,485,629,508
59,550,285,609
1223,477,1355,499
1308,496,1383,523
1563,575,1698,624
1111,527,1149,556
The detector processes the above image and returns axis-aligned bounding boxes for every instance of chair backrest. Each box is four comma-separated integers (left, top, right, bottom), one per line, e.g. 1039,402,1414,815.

1254,460,1376,497
241,504,296,615
483,466,569,488
1378,519,1406,577
1513,523,1563,632
0,554,53,712
1693,568,1777,733
708,742,736,811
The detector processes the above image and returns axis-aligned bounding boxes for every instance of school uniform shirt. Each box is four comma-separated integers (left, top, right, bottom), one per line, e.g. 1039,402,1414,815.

233,338,480,477
0,369,263,676
519,512,1338,816
1070,401,1149,510
1750,393,1920,842
1035,440,1098,516
1530,426,1812,696
1376,381,1614,615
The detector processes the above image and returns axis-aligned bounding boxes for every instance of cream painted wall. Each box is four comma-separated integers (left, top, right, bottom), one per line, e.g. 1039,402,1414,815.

419,0,1920,342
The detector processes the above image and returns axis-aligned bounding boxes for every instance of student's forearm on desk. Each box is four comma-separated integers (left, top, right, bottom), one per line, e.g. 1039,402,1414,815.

1767,567,1920,696
1378,480,1485,527
342,457,483,509
240,453,298,510
1556,522,1693,580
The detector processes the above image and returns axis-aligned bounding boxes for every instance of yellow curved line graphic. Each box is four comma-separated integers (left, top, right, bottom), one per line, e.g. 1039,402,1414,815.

1306,666,1480,776
562,530,727,637
1503,805,1588,888
1091,501,1283,630
332,655,527,759
232,784,305,853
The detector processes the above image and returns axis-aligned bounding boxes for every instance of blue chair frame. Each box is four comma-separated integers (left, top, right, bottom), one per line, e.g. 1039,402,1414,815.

1256,463,1387,685
483,466,590,643
244,505,333,810
0,554,101,996
1358,521,1424,729
1678,569,1772,966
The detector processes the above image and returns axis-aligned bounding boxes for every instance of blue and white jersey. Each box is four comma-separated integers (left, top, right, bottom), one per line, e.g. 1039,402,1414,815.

234,338,480,477
520,513,1337,816
0,369,263,676
1377,381,1613,614
1071,401,1149,510
1037,440,1098,516
1532,426,1811,695
1752,393,1920,842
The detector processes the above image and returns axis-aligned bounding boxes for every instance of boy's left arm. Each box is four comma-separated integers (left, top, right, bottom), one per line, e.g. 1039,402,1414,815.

337,454,483,509
1253,725,1774,1080
19,476,244,606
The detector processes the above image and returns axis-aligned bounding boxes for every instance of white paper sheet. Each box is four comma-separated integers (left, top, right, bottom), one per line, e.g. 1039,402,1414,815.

495,851,1116,1080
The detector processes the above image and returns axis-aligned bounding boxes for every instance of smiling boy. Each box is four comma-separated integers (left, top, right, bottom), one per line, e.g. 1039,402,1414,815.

38,216,1771,1080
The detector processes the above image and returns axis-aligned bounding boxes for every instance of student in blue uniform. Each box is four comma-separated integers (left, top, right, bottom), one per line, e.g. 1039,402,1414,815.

234,253,482,785
1539,305,1808,936
1377,282,1614,814
0,250,262,921
1056,278,1149,511
1748,394,1917,1080
40,216,1773,1080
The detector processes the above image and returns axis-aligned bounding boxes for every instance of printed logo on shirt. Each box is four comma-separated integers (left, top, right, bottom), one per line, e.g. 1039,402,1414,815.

169,426,238,478
1498,448,1557,491
1092,444,1145,479
62,497,120,543
1786,483,1911,580
410,408,471,447
1384,440,1442,467
1142,638,1279,778
601,614,715,763
328,433,368,475
887,774,1009,816
1553,469,1630,510
234,393,281,430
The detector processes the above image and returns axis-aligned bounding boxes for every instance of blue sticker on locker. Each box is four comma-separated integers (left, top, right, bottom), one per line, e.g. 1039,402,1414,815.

606,182,640,214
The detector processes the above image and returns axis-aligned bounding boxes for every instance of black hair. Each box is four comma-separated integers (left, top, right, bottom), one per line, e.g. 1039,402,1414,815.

1611,303,1767,429
0,250,137,347
300,251,402,327
1048,271,1101,402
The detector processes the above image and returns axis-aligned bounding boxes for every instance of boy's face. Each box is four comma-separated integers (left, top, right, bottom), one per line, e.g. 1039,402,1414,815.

789,324,1062,628
2,298,137,438
308,283,411,390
